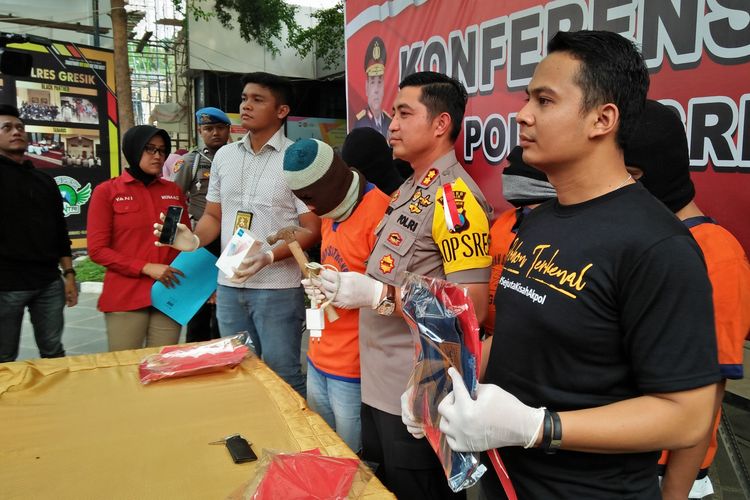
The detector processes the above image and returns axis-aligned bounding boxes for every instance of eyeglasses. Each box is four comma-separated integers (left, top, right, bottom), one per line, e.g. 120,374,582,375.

143,145,167,156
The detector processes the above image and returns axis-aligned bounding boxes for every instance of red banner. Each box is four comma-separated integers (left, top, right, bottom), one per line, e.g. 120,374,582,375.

345,0,750,254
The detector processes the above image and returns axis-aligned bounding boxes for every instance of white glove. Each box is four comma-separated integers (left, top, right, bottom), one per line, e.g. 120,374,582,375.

438,367,545,452
401,388,425,439
301,277,326,305
230,250,274,283
153,215,199,251
315,269,384,309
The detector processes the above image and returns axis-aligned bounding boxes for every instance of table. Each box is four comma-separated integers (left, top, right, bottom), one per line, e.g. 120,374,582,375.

0,348,394,499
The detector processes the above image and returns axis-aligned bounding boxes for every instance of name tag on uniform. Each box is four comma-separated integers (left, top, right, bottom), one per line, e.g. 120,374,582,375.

234,210,253,233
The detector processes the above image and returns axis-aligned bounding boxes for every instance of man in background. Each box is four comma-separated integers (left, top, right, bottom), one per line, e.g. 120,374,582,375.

341,126,404,196
625,99,750,500
0,104,77,362
173,107,231,342
480,145,556,377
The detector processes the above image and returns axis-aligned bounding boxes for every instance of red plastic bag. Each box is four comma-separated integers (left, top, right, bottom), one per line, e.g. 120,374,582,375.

139,333,253,384
251,450,360,500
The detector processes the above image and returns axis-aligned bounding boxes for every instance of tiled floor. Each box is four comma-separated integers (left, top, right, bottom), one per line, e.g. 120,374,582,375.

17,292,109,361
17,292,309,368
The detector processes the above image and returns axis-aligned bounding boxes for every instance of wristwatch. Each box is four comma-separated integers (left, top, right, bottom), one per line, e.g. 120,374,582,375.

376,284,396,316
62,268,76,278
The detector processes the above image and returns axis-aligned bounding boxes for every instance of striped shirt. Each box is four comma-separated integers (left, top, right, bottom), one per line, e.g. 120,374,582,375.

207,127,309,289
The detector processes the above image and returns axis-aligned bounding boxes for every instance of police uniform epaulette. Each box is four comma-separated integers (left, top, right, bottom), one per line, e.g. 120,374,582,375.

356,109,367,120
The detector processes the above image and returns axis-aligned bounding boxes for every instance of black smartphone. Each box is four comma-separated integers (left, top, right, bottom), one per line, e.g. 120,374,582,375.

159,205,183,245
225,435,257,463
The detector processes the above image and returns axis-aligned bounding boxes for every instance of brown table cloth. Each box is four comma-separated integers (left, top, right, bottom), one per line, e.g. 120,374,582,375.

0,348,393,499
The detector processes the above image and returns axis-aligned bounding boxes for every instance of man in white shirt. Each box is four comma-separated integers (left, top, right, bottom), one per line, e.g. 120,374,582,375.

162,72,320,396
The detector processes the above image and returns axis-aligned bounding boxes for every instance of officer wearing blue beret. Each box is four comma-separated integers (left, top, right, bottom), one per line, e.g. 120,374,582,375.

353,37,391,138
172,106,231,341
174,107,231,223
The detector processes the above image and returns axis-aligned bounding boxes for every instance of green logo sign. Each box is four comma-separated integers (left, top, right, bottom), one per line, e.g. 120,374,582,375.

55,175,92,217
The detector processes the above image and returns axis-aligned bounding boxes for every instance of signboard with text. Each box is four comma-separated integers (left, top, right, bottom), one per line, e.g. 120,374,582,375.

286,116,348,151
345,0,750,253
0,40,119,249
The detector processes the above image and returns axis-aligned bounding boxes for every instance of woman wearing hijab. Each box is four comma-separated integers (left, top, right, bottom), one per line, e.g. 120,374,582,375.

88,125,189,351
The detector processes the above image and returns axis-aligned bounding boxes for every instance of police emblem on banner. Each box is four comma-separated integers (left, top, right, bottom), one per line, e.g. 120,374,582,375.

55,175,92,217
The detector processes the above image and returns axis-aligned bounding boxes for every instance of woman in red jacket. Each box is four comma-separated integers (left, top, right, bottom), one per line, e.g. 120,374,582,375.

88,125,188,351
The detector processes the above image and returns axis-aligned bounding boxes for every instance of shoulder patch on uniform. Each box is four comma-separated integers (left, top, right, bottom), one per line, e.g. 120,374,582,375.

390,189,400,203
409,189,432,214
437,178,479,234
420,168,439,187
356,109,367,120
173,159,185,173
379,254,396,274
387,232,403,247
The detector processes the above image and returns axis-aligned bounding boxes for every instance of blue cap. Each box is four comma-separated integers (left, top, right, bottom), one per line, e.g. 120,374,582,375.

195,107,230,125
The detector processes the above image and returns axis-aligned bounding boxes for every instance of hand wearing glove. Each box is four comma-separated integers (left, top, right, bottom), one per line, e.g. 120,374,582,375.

153,213,200,251
230,250,274,283
438,367,545,452
315,269,384,310
401,388,425,439
301,277,327,305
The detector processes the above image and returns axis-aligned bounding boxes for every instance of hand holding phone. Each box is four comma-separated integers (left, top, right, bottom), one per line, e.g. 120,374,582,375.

154,206,201,252
158,205,184,245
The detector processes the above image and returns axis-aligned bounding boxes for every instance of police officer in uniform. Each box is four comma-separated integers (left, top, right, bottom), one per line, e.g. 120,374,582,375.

173,106,231,342
308,72,492,499
353,36,391,138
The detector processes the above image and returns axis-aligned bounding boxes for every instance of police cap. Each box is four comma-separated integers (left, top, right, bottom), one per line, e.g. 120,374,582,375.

195,107,230,126
364,37,386,77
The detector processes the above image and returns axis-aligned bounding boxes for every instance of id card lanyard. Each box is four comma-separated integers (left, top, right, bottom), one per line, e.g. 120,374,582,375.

236,140,272,232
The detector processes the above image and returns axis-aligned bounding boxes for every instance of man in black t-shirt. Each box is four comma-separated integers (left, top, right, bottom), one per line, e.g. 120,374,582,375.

401,31,721,498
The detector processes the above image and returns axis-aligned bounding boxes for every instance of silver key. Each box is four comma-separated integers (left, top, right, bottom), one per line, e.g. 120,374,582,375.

208,433,243,445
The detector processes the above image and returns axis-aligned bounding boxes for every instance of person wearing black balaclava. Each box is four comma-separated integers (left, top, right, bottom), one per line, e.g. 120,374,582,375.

87,125,189,351
626,99,750,500
482,146,557,340
280,138,391,453
342,126,406,196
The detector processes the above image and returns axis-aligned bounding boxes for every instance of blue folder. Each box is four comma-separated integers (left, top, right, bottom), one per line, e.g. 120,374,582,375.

151,248,218,325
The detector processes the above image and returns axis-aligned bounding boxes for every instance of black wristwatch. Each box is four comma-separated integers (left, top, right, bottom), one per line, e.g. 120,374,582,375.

541,410,562,454
376,284,396,316
62,268,76,278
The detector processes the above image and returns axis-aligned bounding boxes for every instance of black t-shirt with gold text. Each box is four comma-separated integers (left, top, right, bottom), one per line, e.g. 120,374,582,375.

483,182,720,499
